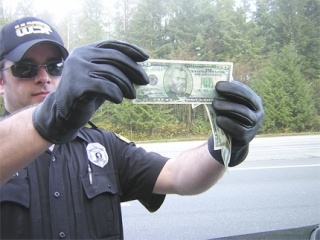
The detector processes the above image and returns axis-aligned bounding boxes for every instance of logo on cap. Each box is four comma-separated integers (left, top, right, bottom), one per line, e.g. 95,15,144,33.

15,21,53,37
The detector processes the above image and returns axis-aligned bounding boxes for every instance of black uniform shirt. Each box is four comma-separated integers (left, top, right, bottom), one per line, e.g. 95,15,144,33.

0,127,169,239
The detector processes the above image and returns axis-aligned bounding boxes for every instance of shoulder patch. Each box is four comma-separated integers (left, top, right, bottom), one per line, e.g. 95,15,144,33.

114,133,132,144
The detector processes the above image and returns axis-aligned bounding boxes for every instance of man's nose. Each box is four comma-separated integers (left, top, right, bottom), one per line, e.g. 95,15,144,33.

34,66,51,84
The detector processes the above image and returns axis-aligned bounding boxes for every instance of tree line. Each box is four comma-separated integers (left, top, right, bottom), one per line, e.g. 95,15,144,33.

0,0,319,140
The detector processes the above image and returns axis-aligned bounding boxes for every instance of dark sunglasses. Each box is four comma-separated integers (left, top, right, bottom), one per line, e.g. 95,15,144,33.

1,61,64,78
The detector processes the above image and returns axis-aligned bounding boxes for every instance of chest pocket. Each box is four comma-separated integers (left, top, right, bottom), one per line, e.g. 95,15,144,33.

0,169,32,238
81,169,122,239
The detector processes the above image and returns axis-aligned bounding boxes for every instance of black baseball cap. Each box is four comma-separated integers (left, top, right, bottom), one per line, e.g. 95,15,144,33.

0,17,68,61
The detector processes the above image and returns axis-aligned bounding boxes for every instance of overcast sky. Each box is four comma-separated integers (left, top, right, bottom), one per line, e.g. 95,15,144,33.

1,0,116,21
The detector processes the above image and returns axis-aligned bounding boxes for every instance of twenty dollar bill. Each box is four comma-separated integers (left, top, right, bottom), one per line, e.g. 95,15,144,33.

134,59,233,104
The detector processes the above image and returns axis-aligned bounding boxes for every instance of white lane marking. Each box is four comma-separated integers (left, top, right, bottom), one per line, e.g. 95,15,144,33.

231,164,320,171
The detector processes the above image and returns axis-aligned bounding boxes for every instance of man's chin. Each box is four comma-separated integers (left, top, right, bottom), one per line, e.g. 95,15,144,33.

31,96,46,105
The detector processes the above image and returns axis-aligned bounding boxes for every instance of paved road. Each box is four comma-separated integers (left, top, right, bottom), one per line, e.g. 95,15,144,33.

121,135,320,239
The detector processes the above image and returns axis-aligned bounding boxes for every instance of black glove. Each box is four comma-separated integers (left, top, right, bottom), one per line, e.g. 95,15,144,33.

208,81,264,167
33,40,149,144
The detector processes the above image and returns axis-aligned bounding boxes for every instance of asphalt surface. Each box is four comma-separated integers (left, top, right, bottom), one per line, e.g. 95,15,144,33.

121,135,320,239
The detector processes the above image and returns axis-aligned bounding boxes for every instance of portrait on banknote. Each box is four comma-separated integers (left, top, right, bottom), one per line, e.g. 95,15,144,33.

163,65,193,101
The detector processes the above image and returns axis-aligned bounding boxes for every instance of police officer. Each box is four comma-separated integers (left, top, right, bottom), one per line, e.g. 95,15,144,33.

0,17,264,239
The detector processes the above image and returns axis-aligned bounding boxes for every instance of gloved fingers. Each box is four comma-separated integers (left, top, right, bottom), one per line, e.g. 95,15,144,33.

96,40,149,62
89,64,136,99
215,81,263,112
83,77,124,104
89,47,149,85
212,99,257,128
60,59,134,100
91,73,135,99
69,44,149,86
91,55,149,86
64,96,105,124
215,116,254,144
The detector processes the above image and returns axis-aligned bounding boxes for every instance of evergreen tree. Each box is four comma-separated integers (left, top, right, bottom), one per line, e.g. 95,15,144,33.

0,1,13,26
56,7,83,50
112,0,137,41
92,100,176,139
161,0,210,60
13,0,34,18
252,44,317,132
254,0,319,78
127,0,168,55
1,0,318,135
74,0,108,46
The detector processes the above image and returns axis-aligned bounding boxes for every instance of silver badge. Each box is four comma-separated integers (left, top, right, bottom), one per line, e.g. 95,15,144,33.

86,143,109,168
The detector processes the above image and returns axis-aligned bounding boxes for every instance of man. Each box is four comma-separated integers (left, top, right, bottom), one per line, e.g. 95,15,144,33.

165,66,191,100
0,17,264,239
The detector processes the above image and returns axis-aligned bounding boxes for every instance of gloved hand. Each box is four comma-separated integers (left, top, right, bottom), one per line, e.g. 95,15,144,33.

208,81,264,167
33,40,149,144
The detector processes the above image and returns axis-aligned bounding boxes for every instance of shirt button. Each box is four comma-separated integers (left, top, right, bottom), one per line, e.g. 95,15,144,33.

59,232,66,238
54,192,60,198
52,157,56,162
